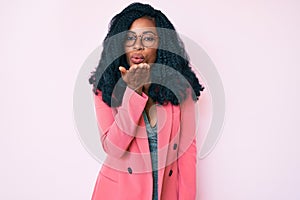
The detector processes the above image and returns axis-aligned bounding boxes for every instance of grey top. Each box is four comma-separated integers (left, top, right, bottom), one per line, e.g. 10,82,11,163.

143,111,158,200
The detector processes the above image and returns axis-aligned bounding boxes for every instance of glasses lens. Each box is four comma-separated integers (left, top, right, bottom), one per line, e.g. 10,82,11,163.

124,32,157,47
142,33,156,47
125,32,136,47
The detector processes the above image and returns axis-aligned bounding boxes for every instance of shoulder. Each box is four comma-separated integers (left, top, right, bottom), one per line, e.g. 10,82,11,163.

180,88,196,107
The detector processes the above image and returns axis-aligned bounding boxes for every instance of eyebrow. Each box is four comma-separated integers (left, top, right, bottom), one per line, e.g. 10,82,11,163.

127,30,157,35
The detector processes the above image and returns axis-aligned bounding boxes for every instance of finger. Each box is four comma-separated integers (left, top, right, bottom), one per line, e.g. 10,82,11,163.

141,63,148,69
129,65,137,73
138,63,149,70
119,66,127,73
135,65,145,73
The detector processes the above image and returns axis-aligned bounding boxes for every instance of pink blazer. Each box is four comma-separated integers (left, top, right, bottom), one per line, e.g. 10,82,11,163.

92,87,197,200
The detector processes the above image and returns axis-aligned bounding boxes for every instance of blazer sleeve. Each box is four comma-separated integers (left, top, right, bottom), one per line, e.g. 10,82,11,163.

94,87,148,158
177,89,197,200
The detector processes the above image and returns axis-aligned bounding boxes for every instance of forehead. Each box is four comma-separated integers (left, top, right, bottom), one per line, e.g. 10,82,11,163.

128,17,157,34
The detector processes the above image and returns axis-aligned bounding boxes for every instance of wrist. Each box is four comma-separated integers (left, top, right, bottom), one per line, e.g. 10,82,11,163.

127,85,143,95
135,87,143,95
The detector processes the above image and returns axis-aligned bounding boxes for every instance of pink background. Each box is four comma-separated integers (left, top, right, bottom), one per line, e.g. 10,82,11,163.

1,0,300,199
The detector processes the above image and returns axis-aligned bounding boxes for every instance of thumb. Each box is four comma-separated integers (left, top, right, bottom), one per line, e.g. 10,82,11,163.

119,66,127,75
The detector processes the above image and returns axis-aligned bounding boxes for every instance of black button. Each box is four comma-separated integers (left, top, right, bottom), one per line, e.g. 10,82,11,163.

128,167,132,174
169,170,173,176
173,143,177,150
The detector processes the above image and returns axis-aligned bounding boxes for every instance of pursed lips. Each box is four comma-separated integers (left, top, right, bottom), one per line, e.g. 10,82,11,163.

130,53,145,64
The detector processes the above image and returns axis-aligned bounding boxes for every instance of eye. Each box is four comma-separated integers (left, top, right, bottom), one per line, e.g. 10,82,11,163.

143,36,155,41
126,35,136,41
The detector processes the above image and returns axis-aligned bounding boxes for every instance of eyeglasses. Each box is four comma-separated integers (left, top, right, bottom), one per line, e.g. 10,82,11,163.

124,31,158,47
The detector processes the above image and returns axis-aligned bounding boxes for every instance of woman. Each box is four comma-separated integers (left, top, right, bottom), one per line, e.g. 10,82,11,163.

89,2,204,200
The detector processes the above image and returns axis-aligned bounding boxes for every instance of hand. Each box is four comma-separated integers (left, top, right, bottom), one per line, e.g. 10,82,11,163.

119,63,151,95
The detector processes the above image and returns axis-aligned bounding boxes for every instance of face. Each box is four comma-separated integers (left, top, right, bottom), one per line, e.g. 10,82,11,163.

124,17,159,67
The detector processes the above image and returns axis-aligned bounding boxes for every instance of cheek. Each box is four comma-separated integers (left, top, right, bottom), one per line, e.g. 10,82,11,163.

124,46,130,61
147,49,158,63
125,52,130,63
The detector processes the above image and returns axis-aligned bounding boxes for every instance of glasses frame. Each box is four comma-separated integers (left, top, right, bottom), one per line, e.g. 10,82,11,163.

124,31,159,48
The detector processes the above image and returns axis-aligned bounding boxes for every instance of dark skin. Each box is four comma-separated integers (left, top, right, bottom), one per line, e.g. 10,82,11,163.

119,17,158,127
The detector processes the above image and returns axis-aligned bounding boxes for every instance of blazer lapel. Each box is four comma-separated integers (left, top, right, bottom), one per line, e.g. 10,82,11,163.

135,103,175,197
135,117,153,172
157,103,173,198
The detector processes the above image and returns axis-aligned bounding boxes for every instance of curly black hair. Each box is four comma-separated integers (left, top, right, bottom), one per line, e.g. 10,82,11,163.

89,2,204,107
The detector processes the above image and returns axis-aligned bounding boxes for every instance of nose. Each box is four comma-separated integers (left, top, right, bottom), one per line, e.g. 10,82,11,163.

133,36,144,50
